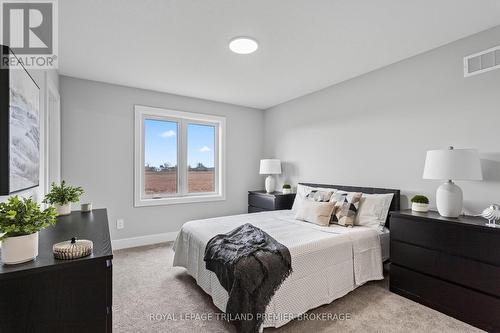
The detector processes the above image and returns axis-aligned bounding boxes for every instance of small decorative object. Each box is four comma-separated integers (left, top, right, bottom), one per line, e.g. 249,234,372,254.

480,204,500,228
0,196,57,264
81,202,93,212
0,45,41,195
411,195,430,212
282,184,292,194
43,180,84,216
423,146,483,217
53,237,93,260
259,159,281,193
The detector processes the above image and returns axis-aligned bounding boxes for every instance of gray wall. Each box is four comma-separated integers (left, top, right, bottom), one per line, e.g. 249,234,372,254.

264,26,500,214
0,69,59,204
60,76,264,240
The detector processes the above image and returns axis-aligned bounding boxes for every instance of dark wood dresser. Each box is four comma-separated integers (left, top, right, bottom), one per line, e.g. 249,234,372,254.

248,190,296,213
0,209,113,333
390,210,500,332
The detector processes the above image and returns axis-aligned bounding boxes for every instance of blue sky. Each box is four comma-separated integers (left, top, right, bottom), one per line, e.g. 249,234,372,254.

144,119,215,168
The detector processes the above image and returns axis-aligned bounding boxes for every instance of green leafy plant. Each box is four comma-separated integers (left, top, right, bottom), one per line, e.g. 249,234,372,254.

282,184,291,189
43,180,84,205
411,195,429,204
0,196,57,240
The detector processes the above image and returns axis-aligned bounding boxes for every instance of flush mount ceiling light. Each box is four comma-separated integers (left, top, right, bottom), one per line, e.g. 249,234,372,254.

229,37,258,54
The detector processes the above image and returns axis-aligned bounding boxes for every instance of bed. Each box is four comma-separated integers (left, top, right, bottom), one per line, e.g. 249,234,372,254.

173,184,400,329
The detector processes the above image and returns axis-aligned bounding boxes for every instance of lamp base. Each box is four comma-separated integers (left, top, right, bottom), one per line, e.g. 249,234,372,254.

436,180,463,218
265,175,276,193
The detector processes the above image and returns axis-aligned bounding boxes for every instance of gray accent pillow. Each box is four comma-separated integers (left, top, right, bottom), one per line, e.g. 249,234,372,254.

306,190,334,202
330,191,362,227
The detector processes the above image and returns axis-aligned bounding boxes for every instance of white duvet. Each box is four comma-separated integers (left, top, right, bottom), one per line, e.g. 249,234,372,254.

173,210,384,329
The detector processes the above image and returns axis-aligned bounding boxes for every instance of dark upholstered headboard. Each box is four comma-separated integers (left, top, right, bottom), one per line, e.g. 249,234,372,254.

299,183,401,228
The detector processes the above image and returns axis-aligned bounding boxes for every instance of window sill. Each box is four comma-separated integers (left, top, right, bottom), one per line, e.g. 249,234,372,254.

134,193,225,207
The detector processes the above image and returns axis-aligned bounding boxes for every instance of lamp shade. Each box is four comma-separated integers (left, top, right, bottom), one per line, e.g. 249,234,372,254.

423,148,483,181
259,159,281,175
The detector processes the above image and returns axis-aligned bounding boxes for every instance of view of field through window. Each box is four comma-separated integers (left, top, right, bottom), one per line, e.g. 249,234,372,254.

187,123,215,193
144,119,215,197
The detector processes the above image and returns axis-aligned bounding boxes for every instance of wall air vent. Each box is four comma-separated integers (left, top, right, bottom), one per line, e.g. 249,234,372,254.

464,45,500,77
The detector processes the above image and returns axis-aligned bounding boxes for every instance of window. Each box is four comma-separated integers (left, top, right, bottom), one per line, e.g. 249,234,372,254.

144,119,178,196
187,123,216,193
134,105,225,206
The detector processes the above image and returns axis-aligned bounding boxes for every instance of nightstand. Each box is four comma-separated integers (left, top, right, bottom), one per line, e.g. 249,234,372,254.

389,210,500,332
248,191,296,213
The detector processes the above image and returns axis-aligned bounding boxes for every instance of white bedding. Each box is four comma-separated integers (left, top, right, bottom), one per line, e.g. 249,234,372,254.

173,210,384,329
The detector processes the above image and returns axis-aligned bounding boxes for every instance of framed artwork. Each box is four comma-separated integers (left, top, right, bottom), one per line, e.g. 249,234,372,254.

0,45,40,195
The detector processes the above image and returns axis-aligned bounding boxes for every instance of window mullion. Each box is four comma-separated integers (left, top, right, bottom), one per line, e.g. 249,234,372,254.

179,119,188,196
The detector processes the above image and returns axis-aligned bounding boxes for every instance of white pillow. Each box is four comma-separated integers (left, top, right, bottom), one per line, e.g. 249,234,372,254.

291,184,337,211
355,193,394,229
294,200,336,226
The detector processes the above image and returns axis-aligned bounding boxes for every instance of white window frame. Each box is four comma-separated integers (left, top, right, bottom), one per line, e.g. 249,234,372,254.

134,105,226,207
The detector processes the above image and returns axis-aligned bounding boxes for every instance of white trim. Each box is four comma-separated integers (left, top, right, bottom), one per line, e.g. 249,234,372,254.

112,231,178,250
463,45,500,77
134,105,226,207
44,72,61,195
137,194,225,207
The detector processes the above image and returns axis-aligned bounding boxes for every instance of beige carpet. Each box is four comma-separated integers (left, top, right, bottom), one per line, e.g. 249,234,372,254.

112,243,482,333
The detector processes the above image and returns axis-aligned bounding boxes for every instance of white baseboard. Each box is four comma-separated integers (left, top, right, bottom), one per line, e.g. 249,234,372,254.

112,231,178,250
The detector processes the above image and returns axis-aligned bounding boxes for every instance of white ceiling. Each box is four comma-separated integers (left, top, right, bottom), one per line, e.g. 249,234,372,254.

59,0,500,109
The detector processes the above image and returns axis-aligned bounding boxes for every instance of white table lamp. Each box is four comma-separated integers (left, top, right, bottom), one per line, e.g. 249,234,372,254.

260,159,281,193
423,146,482,217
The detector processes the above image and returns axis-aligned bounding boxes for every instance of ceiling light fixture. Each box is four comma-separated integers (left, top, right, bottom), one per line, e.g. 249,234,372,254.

229,37,258,54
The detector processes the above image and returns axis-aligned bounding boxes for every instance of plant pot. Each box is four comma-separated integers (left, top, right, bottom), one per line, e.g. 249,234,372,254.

282,188,292,194
1,232,39,264
55,203,71,216
412,202,429,212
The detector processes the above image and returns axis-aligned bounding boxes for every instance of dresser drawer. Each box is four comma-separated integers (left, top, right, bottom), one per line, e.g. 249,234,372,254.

391,216,500,266
390,264,500,332
391,240,500,297
248,206,267,213
248,193,275,210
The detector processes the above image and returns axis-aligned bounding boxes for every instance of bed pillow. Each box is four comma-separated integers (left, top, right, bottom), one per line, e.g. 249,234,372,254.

355,193,394,229
330,191,362,227
291,184,314,211
291,184,337,211
306,189,335,202
295,200,336,226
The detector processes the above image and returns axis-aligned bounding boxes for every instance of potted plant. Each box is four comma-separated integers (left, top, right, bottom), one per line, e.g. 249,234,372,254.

43,180,84,216
411,195,430,212
0,196,57,264
282,183,292,194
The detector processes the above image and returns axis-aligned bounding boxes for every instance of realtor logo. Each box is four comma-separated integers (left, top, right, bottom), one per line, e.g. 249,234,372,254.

0,0,58,68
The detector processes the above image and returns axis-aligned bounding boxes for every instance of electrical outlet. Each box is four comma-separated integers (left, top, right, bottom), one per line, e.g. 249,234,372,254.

116,219,124,230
